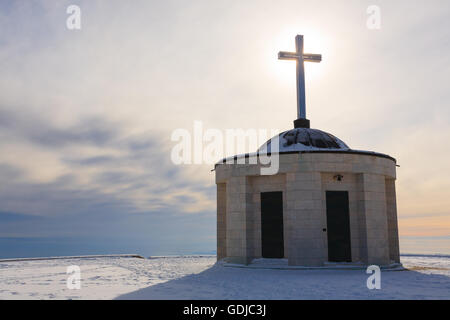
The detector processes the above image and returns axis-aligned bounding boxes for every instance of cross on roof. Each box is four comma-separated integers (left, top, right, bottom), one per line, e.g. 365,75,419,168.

278,35,321,124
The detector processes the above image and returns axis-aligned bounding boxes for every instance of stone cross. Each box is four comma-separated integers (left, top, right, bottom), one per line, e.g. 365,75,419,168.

278,35,321,120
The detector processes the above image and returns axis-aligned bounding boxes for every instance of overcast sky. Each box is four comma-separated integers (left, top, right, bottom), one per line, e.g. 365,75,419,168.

0,0,449,258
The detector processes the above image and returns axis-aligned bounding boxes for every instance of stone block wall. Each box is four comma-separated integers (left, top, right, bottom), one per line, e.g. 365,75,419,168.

217,183,227,260
362,173,390,265
286,171,325,266
386,178,400,263
224,176,249,264
215,151,398,266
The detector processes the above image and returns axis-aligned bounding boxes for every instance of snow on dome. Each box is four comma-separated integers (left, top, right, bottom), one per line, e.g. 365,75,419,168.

257,128,349,153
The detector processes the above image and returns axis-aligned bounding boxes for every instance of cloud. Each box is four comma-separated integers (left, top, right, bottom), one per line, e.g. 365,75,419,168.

0,0,449,256
0,107,215,218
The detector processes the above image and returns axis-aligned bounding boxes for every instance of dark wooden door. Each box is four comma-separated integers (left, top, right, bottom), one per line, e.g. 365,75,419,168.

261,191,284,258
326,191,352,262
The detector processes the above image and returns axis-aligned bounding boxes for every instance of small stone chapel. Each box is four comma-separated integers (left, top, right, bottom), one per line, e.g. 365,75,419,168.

214,35,400,267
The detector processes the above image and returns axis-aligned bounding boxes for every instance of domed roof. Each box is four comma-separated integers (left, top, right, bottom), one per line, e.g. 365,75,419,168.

257,127,349,153
216,126,396,165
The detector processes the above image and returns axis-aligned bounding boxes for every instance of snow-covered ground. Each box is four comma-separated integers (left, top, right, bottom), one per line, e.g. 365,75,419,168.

0,255,448,300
